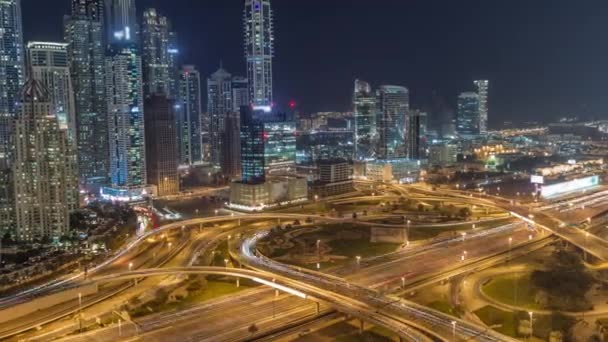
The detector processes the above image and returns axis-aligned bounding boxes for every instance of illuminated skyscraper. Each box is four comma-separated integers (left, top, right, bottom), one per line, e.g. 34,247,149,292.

474,80,489,134
353,79,376,159
142,8,178,98
64,0,108,189
377,85,408,159
26,42,76,141
178,65,202,165
457,92,480,137
104,42,147,200
0,0,24,238
407,110,428,160
221,113,241,180
13,77,78,241
207,66,234,166
244,0,274,106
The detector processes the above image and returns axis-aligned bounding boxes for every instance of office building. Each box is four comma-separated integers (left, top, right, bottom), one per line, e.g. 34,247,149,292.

429,142,458,166
13,76,78,241
103,42,148,201
207,66,234,166
365,158,421,184
456,92,480,137
221,113,241,180
64,0,108,189
178,65,202,165
407,110,428,160
474,80,489,134
0,0,24,237
311,159,354,198
239,106,267,184
377,85,408,159
142,8,178,98
244,0,274,106
264,120,296,175
26,42,76,141
353,79,376,159
144,94,179,196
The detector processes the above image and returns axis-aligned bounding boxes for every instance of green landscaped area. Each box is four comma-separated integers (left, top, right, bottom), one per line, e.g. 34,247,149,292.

294,321,395,342
481,273,542,310
328,238,399,259
474,305,519,337
130,279,254,318
427,300,462,318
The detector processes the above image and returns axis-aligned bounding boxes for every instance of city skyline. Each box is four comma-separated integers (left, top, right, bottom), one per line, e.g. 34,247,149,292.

22,0,608,123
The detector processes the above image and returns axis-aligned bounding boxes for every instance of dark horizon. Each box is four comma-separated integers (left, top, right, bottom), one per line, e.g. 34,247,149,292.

22,0,608,126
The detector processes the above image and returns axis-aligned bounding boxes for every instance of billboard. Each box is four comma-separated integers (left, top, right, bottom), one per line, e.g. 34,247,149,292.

541,176,600,198
530,175,545,184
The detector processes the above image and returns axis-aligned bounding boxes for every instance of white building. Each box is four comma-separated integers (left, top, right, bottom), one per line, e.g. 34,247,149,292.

13,77,78,241
26,42,76,142
229,176,308,211
474,80,489,134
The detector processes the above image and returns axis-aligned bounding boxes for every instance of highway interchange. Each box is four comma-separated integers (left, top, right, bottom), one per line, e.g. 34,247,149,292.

2,182,608,341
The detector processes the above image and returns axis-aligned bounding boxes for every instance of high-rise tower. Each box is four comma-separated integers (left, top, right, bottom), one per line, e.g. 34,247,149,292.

457,92,480,137
27,42,77,141
244,0,274,106
0,0,24,239
178,65,202,165
377,85,408,159
474,80,489,134
353,80,377,160
142,8,178,98
64,0,108,189
13,76,78,241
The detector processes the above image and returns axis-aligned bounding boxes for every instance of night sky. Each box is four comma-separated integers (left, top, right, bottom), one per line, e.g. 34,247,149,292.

22,0,608,126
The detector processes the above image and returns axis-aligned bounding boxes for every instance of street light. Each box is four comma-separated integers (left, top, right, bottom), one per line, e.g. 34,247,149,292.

528,311,534,339
461,232,467,242
128,262,133,271
356,255,361,266
451,321,456,341
401,276,406,288
224,259,229,268
508,237,513,261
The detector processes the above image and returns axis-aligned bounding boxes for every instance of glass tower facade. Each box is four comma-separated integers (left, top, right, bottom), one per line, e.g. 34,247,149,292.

244,0,274,106
142,8,178,98
377,85,408,159
457,92,480,136
178,65,202,165
353,79,376,159
0,0,24,237
240,107,266,184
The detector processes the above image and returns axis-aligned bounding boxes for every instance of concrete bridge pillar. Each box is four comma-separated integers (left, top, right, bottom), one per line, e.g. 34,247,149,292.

359,319,364,334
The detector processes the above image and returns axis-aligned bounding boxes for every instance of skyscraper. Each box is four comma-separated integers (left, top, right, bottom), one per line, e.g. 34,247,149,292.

144,94,179,196
71,0,103,21
244,0,274,106
104,41,147,200
474,80,489,134
105,0,137,44
142,8,178,98
207,66,234,166
26,42,76,141
240,106,267,184
0,0,24,238
221,113,241,180
178,65,202,165
457,92,480,137
407,110,428,160
377,85,408,159
353,79,377,159
64,0,108,189
13,76,78,241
